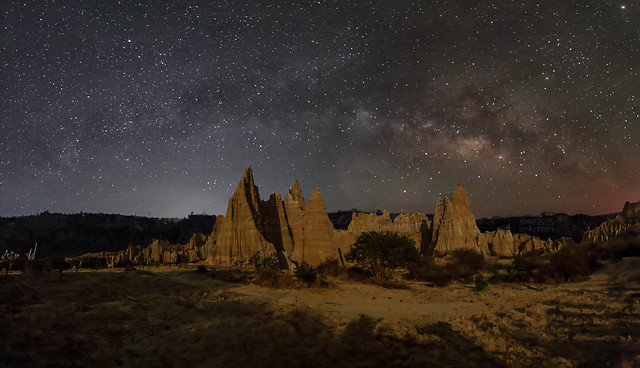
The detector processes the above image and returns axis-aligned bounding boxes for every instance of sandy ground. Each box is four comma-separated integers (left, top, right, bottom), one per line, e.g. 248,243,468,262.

1,262,639,368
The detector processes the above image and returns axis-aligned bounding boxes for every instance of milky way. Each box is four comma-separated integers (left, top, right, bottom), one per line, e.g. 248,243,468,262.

1,1,639,218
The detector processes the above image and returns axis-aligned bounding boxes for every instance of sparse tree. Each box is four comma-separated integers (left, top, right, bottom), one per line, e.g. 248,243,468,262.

345,231,420,282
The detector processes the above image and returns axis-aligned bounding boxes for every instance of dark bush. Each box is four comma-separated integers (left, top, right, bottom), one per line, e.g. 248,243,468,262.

248,252,282,272
408,249,486,286
248,252,295,288
473,275,488,291
546,243,601,282
79,257,108,269
294,261,318,285
603,235,640,260
114,259,133,269
450,249,486,273
345,231,419,282
195,265,208,273
490,243,602,284
317,258,345,277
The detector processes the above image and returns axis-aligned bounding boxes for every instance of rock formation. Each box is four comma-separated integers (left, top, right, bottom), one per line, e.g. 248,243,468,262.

429,183,488,255
343,211,429,251
71,169,578,269
482,229,516,257
207,166,276,264
481,229,555,257
583,200,640,243
622,200,640,220
291,187,339,265
260,192,295,256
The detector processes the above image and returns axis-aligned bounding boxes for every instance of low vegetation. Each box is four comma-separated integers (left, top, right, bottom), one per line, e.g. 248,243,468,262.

345,231,420,283
408,249,486,287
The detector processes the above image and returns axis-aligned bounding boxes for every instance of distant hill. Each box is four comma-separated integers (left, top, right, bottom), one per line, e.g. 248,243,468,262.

0,212,216,258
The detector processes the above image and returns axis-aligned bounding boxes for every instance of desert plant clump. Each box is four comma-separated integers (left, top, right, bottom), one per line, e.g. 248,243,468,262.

546,242,601,282
345,231,420,282
489,243,603,284
407,249,487,286
248,252,294,288
294,261,319,285
195,265,208,273
602,234,640,261
473,275,488,291
231,256,248,269
317,257,345,277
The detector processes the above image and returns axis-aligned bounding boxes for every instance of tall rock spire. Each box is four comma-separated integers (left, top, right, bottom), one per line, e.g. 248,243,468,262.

209,165,273,263
429,183,487,254
288,179,306,210
291,187,338,265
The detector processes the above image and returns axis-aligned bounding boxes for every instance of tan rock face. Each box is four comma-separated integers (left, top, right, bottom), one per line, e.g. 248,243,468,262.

289,180,306,210
484,229,516,257
429,183,485,255
283,192,305,253
482,229,555,257
344,211,430,252
582,200,640,243
260,192,294,255
209,166,274,263
291,187,338,265
622,200,640,220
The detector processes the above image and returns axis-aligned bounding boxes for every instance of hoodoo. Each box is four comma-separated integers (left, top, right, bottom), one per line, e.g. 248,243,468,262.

429,183,487,255
291,187,339,265
207,166,274,263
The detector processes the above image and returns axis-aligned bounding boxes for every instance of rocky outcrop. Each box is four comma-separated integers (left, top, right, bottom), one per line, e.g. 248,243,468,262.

260,192,295,256
289,180,306,211
283,192,305,253
481,229,554,257
208,166,276,264
81,239,195,268
291,187,339,265
482,229,516,257
429,183,487,255
343,211,429,251
583,200,640,243
622,200,640,220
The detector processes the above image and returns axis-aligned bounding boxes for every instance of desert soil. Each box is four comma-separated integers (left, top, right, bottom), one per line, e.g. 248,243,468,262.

1,261,639,368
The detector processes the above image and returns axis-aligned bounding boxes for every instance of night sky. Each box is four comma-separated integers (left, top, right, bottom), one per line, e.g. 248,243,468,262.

2,1,639,218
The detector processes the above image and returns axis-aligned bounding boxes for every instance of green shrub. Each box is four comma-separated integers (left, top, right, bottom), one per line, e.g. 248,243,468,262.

345,231,419,282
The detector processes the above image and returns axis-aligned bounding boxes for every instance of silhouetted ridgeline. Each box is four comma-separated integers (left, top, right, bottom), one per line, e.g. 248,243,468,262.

476,213,616,243
0,209,618,259
0,212,216,258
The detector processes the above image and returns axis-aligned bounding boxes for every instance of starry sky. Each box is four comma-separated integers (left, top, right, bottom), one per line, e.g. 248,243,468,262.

1,0,639,218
